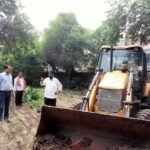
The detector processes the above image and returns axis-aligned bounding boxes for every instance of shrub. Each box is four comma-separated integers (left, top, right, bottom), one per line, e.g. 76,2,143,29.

23,87,40,102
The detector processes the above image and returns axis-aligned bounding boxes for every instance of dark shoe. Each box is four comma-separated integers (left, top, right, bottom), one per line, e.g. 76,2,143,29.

7,119,11,123
4,118,11,123
37,108,41,113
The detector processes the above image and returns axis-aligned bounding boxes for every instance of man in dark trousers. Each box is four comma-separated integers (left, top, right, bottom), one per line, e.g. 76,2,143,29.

0,65,13,122
40,71,62,106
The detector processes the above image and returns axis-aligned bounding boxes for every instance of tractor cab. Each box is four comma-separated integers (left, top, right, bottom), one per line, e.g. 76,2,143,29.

99,45,147,76
93,45,148,117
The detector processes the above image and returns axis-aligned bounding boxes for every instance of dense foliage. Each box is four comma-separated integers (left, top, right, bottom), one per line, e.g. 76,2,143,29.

41,13,90,81
0,0,149,87
127,0,150,43
104,0,150,44
23,87,43,107
0,0,43,85
0,0,35,48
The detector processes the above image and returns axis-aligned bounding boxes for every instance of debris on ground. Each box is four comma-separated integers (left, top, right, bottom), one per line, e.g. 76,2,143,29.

32,134,150,150
32,134,71,150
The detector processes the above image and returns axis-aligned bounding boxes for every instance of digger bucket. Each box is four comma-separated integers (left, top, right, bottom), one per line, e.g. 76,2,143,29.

36,106,150,149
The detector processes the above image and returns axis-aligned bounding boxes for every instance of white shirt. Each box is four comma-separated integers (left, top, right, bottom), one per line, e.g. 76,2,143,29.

41,77,62,99
14,77,25,91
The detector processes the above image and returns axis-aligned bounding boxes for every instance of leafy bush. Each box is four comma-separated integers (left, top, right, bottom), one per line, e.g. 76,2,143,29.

23,87,40,102
28,99,43,107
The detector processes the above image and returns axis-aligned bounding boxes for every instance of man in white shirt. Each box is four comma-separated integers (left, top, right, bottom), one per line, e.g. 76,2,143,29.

14,72,26,106
40,71,62,106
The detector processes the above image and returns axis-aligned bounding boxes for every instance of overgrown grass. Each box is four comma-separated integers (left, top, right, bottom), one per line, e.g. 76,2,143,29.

23,87,86,108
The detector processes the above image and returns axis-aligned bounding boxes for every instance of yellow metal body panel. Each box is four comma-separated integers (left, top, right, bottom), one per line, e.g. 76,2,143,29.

88,85,97,112
86,72,127,117
144,82,150,97
99,71,128,90
86,73,104,112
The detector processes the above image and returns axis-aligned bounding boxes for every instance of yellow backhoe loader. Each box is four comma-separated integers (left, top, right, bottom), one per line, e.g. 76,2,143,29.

36,45,150,149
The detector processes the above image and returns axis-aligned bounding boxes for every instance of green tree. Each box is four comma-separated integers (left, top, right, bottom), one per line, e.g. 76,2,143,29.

105,0,150,44
0,0,42,86
127,0,150,43
90,1,128,66
94,0,130,47
0,0,34,48
0,47,43,86
41,13,89,83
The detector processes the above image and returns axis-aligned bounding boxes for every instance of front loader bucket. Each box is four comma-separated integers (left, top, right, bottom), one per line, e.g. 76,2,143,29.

36,106,150,149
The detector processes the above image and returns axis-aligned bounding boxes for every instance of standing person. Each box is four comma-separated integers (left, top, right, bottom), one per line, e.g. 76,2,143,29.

0,65,13,122
14,72,26,106
40,71,62,106
47,64,53,72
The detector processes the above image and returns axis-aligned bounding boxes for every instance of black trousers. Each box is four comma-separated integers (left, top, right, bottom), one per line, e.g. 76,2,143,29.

15,91,24,106
44,98,56,106
0,91,11,120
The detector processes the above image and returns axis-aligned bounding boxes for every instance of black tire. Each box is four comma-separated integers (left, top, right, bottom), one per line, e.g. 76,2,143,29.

70,100,82,110
146,97,150,108
136,109,150,120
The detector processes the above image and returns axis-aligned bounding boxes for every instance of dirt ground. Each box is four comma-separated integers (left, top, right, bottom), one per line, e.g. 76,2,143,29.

0,89,150,150
0,106,39,150
0,90,84,150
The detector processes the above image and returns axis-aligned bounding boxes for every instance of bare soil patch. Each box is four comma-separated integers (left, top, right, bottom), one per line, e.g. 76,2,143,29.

0,90,84,150
0,106,40,150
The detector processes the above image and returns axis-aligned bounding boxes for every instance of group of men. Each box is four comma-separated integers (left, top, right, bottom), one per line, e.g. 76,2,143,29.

0,65,62,122
0,66,26,122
